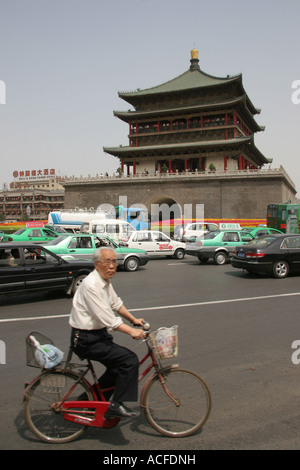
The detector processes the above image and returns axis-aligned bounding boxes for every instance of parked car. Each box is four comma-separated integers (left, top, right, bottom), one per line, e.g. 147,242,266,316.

186,229,254,265
242,227,283,238
0,242,95,296
7,226,59,243
174,222,219,241
123,230,186,259
43,233,149,272
231,234,300,278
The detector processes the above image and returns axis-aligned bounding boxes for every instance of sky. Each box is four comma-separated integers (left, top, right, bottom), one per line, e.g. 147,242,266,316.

1,0,300,194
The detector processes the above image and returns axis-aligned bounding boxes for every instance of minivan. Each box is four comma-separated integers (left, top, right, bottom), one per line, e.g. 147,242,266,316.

80,219,135,241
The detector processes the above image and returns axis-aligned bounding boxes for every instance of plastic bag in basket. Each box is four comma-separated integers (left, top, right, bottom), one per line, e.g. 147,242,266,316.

29,335,64,369
155,327,177,358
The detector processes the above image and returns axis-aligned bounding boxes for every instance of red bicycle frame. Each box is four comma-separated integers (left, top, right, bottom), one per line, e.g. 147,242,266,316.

55,343,160,429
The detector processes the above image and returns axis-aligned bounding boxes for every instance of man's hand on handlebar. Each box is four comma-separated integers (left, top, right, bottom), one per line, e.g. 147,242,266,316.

132,317,145,327
131,328,146,340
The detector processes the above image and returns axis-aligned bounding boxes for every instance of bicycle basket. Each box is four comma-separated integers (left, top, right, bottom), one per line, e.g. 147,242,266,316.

26,331,64,369
149,325,178,359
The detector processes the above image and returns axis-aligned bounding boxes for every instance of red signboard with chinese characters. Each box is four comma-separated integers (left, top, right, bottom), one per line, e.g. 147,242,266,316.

13,169,56,180
25,222,44,228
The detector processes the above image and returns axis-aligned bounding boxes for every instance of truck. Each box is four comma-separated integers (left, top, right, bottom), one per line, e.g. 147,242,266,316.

115,206,150,231
47,209,110,232
48,206,150,233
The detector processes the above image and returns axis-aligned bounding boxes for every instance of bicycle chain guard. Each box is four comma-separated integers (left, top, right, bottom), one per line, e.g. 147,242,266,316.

61,401,120,428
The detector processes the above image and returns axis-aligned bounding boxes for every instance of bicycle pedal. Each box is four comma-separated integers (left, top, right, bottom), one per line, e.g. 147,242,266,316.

104,411,114,421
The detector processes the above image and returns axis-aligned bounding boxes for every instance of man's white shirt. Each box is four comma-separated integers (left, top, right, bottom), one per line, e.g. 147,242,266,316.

69,269,123,330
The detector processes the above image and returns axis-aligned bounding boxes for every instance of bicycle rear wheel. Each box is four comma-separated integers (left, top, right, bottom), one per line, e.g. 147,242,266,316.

142,368,211,437
24,370,93,444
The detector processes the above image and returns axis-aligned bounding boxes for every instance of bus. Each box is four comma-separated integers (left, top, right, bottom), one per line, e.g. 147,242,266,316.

267,203,300,233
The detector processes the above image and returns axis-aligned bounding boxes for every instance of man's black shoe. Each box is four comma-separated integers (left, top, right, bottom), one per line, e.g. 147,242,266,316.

104,402,138,419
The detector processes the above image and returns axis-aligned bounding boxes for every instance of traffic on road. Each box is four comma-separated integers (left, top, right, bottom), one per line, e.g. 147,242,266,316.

2,218,300,450
1,220,299,301
1,252,300,450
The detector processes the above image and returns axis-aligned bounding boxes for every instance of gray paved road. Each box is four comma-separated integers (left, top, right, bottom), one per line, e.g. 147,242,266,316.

1,256,300,450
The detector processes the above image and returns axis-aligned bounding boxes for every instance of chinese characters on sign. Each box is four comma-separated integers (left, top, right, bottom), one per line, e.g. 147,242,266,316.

13,169,56,180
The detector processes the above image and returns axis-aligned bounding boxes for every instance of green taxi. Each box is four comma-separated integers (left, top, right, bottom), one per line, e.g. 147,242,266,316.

43,233,149,272
8,224,59,244
186,228,254,265
242,226,283,238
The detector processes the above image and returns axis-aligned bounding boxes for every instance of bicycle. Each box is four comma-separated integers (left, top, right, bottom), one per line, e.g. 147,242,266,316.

23,323,212,443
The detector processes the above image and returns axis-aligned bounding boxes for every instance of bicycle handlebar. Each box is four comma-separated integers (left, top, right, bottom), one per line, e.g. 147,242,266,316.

142,322,151,332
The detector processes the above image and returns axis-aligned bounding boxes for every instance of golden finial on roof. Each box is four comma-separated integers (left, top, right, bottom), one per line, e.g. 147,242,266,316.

190,48,200,71
191,49,198,59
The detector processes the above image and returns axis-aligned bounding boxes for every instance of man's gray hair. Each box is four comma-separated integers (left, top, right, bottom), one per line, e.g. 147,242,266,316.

93,246,117,263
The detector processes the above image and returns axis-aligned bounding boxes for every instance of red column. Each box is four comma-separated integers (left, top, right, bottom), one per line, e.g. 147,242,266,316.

224,156,227,171
133,162,136,176
233,113,237,138
238,155,242,170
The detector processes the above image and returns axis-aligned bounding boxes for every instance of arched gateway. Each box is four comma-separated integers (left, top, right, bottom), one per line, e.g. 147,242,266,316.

146,196,182,223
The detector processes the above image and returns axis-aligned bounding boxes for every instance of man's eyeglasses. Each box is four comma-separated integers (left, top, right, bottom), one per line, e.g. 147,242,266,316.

99,259,117,266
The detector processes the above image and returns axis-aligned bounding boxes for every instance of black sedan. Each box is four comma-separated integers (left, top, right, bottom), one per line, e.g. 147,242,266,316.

231,234,300,278
0,242,95,296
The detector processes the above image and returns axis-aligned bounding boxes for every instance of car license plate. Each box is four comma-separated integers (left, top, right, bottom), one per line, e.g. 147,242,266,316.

237,252,246,258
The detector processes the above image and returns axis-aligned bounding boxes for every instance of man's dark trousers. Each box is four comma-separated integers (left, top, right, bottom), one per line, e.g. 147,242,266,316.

71,327,139,402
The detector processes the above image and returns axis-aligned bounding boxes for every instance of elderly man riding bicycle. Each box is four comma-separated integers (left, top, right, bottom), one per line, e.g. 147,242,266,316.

69,246,146,419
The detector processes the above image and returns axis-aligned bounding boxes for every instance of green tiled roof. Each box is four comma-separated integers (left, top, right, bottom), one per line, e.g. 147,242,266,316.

119,68,240,99
115,96,245,118
103,136,270,165
114,95,263,131
104,136,248,153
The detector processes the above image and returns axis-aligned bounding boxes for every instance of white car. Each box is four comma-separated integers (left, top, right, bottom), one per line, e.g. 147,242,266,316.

123,230,186,259
174,222,219,241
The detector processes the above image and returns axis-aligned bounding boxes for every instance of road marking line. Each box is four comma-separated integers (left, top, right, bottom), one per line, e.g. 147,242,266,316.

167,263,186,266
0,291,300,323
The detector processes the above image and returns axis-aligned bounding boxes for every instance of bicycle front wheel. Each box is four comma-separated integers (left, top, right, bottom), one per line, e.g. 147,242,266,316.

24,370,94,444
142,368,211,437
